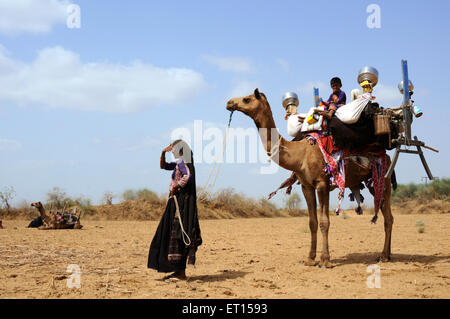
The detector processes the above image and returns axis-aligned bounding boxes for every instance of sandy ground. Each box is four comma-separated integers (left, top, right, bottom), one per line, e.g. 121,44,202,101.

0,213,449,299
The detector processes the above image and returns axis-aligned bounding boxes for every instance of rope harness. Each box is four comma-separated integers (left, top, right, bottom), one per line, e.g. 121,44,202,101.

172,194,191,246
172,111,234,247
266,135,284,162
198,110,234,198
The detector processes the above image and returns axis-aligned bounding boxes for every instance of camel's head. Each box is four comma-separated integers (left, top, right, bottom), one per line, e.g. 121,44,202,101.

226,88,270,119
31,202,43,209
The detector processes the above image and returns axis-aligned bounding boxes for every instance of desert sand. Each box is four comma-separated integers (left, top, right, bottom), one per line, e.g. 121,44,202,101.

0,213,449,299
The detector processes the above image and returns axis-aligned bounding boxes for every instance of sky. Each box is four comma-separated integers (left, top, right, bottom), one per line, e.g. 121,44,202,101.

0,0,449,209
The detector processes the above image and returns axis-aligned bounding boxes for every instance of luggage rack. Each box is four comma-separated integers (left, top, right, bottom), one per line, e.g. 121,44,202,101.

384,60,439,180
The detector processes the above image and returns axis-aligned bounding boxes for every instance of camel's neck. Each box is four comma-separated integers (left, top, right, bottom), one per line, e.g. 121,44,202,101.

253,101,301,171
38,206,47,219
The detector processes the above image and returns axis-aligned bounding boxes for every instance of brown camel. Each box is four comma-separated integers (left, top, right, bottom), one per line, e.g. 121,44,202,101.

31,202,53,226
31,201,82,230
226,89,394,267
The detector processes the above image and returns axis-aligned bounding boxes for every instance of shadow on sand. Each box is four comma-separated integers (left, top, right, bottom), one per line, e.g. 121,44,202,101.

187,270,250,283
333,252,450,266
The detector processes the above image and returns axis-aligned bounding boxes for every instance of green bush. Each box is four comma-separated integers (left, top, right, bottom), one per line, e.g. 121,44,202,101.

75,197,94,213
393,178,449,201
122,189,137,201
46,187,67,209
136,189,160,202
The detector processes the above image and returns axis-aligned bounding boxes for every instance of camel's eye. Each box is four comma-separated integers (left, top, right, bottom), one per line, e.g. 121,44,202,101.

243,97,251,103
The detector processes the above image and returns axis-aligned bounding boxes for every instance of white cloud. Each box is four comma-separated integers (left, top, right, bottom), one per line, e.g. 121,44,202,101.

92,138,102,145
0,45,207,112
90,136,164,152
374,85,403,106
228,80,260,98
297,82,404,107
202,55,253,73
294,81,328,108
0,0,71,35
0,138,23,152
123,136,163,152
275,58,290,72
297,81,327,96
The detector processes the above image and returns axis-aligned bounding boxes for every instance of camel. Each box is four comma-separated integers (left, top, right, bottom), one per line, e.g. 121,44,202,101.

31,201,82,230
31,202,52,225
226,89,394,268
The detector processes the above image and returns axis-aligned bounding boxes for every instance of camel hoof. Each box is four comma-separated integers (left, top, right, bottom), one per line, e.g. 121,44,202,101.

303,259,318,267
377,255,391,263
319,260,334,269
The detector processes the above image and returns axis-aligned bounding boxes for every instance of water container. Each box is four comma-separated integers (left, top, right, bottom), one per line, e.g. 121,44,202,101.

374,114,390,135
357,66,379,87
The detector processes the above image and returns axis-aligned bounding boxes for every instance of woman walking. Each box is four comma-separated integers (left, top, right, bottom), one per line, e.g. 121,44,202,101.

148,139,202,281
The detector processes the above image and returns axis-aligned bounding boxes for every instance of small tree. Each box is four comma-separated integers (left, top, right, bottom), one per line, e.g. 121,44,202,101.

46,187,67,209
136,189,159,202
102,192,114,205
286,192,302,212
122,189,137,201
0,186,15,211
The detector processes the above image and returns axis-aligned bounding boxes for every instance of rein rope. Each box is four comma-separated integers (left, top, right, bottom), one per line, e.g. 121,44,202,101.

266,135,284,162
172,194,191,246
198,110,234,198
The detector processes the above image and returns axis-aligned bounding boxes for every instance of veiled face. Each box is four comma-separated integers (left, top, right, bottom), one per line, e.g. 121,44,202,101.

284,105,298,119
171,150,181,159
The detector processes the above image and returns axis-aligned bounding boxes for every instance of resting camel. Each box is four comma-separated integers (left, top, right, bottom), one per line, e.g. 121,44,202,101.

31,202,82,230
226,89,394,268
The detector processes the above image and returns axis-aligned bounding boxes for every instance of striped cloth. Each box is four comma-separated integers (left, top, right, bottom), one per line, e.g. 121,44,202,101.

307,132,387,222
307,133,345,214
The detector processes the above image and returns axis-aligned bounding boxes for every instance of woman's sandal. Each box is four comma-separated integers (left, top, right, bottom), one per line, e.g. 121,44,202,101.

162,272,186,282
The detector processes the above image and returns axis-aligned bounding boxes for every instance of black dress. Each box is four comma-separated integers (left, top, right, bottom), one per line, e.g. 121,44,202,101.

147,160,202,273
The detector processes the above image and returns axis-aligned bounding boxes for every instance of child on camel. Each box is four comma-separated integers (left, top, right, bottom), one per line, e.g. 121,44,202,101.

321,77,347,119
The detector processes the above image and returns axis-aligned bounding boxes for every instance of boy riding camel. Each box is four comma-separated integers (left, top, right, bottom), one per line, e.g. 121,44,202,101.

321,77,347,119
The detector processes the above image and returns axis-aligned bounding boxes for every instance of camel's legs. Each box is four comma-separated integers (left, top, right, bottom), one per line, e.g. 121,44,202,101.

38,226,54,230
317,182,333,268
380,180,393,261
368,181,394,262
302,185,318,266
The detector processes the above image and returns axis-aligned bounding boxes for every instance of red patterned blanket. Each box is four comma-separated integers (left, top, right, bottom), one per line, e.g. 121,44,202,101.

306,132,387,223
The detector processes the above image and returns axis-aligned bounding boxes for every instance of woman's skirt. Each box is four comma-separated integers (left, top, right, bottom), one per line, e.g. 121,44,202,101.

148,197,188,273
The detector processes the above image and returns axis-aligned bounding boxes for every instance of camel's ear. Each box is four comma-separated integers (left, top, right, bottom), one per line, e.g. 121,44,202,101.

254,88,261,99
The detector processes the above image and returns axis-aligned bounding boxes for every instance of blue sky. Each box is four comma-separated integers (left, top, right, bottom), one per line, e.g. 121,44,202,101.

0,0,449,208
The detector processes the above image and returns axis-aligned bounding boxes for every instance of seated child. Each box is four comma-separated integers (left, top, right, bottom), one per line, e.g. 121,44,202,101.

321,77,347,119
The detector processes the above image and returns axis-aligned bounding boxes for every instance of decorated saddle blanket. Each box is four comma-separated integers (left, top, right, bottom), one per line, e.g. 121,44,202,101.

306,132,387,223
50,210,80,225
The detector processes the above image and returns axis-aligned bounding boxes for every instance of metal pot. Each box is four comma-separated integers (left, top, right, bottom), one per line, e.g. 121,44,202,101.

398,80,414,94
357,66,379,87
282,92,299,109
